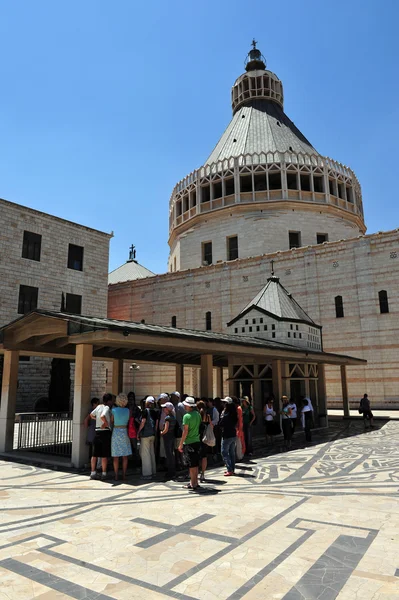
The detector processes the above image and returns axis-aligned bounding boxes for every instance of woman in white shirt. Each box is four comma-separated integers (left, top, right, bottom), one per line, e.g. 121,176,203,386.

263,399,276,443
301,399,313,442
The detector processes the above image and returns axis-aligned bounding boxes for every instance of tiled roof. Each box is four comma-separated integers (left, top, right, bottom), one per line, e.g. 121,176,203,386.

228,276,317,326
206,99,317,165
108,260,155,285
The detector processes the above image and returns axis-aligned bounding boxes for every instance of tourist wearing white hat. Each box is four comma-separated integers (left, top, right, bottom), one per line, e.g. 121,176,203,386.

178,396,201,490
160,401,176,480
137,396,158,479
157,393,169,460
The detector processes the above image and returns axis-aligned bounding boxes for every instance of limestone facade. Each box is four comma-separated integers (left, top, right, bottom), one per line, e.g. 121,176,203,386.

108,229,399,408
0,197,111,410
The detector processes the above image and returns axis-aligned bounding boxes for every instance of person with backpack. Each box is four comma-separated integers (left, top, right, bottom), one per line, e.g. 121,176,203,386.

359,393,374,428
137,396,159,480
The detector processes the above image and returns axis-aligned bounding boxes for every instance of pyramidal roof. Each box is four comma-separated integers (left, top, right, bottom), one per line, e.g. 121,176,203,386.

227,276,317,326
108,246,155,285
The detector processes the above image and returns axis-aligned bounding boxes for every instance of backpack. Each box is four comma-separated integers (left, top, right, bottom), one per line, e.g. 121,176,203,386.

141,409,155,437
358,399,363,414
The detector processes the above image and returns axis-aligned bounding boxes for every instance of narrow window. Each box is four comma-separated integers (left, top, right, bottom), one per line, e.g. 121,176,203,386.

272,332,276,338
205,311,212,331
202,242,212,265
329,179,337,196
245,319,249,325
317,233,328,244
240,175,252,193
249,326,252,332
234,328,238,333
227,235,239,261
252,318,256,324
346,186,353,203
18,285,38,314
289,231,301,249
335,295,344,318
272,324,275,330
256,326,260,332
379,290,389,314
300,173,311,192
254,173,267,191
68,244,84,271
313,175,324,193
337,182,345,199
171,316,177,327
260,318,264,324
225,177,235,196
201,185,210,203
263,325,267,331
65,293,82,315
286,172,298,190
176,201,182,217
22,231,41,262
288,332,291,337
242,327,245,332
268,172,281,190
212,180,222,199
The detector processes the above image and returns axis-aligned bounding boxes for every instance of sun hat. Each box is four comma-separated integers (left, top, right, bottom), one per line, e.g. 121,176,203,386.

183,396,196,407
161,401,175,411
171,391,181,397
221,396,233,404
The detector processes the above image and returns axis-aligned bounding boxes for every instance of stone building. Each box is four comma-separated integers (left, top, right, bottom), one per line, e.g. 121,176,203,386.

108,42,398,408
0,197,111,410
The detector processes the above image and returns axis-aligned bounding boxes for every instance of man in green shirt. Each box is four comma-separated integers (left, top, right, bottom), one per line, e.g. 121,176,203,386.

178,396,201,491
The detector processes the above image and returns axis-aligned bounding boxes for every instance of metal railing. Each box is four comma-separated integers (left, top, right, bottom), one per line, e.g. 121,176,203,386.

15,412,72,457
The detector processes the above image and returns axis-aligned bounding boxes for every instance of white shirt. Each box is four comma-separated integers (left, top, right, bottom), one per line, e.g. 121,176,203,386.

264,406,275,421
210,407,219,426
288,403,297,418
91,404,111,429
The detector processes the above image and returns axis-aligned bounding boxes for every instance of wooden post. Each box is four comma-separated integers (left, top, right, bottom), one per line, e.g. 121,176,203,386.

0,350,19,452
200,354,213,398
112,359,124,396
341,365,350,417
175,364,184,395
216,366,224,398
71,344,93,468
317,363,328,427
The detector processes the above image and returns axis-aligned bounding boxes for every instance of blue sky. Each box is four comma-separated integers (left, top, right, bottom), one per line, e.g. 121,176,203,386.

0,0,397,274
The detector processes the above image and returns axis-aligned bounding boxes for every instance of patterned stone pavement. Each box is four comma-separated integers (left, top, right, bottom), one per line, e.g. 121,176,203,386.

0,420,399,599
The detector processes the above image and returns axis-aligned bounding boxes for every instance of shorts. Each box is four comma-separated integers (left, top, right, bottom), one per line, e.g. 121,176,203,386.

93,429,112,458
183,442,200,468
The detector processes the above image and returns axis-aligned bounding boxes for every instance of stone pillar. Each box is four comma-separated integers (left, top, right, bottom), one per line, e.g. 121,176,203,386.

281,361,291,397
252,365,262,434
317,363,328,427
341,365,350,417
272,359,284,415
200,354,213,398
175,364,184,395
71,344,93,468
216,367,224,398
228,358,235,397
112,359,124,396
0,350,19,452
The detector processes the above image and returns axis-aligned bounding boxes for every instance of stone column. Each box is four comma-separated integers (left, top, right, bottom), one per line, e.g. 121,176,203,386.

0,350,19,452
317,363,328,427
272,359,284,415
175,364,184,395
216,367,224,398
200,354,213,398
341,365,350,417
112,359,124,396
228,358,235,397
71,344,93,468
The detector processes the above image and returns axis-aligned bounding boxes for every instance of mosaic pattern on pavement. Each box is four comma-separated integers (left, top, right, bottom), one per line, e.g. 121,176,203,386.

1,420,399,599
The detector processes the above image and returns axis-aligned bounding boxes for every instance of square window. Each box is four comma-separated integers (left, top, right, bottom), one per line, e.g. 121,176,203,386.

68,244,84,271
18,285,38,314
317,233,328,244
65,293,82,315
22,231,41,261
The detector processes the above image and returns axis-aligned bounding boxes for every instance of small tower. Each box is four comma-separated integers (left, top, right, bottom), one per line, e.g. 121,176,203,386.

168,42,365,272
227,265,322,352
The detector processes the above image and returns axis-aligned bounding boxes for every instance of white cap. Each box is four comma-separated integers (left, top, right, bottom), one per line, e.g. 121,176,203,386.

157,393,169,401
146,396,155,404
221,396,233,404
183,396,196,407
171,391,180,398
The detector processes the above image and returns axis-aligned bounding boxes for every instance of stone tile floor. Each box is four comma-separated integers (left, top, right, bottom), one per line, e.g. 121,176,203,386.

1,419,399,599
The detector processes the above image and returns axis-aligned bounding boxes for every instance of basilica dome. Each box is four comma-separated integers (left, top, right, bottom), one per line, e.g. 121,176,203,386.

168,42,365,273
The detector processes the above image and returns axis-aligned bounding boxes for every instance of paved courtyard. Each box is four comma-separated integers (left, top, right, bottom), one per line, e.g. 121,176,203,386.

1,420,399,600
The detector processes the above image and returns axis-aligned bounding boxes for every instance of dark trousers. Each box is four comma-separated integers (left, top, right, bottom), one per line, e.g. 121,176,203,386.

304,413,312,442
243,423,253,454
290,417,297,436
163,435,176,477
282,419,293,442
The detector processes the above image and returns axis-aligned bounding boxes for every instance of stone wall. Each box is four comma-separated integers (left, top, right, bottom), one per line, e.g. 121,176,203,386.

109,229,399,408
0,198,111,410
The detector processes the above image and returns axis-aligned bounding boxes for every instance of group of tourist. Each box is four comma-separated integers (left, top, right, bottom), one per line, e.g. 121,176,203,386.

85,391,314,487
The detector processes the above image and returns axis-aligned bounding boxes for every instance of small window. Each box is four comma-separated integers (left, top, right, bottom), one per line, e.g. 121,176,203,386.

268,172,282,190
242,327,245,333
240,175,252,193
272,332,276,338
300,173,311,192
337,182,345,199
252,319,256,324
245,319,249,325
296,325,299,331
335,295,344,318
289,231,301,249
201,185,211,203
171,316,177,328
317,233,328,244
290,324,293,330
329,179,337,196
254,173,267,191
272,324,275,330
18,285,38,314
293,333,296,338
299,333,302,339
256,326,260,332
225,178,235,196
249,326,252,332
313,175,324,193
212,180,222,199
205,311,212,331
234,328,238,333
287,172,298,190
65,293,82,315
260,318,264,324
288,332,291,337
202,242,212,265
68,244,84,271
379,290,389,314
263,325,267,331
22,231,41,262
227,236,239,261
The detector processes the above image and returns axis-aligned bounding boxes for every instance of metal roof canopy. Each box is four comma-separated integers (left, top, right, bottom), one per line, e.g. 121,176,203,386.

0,310,366,367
